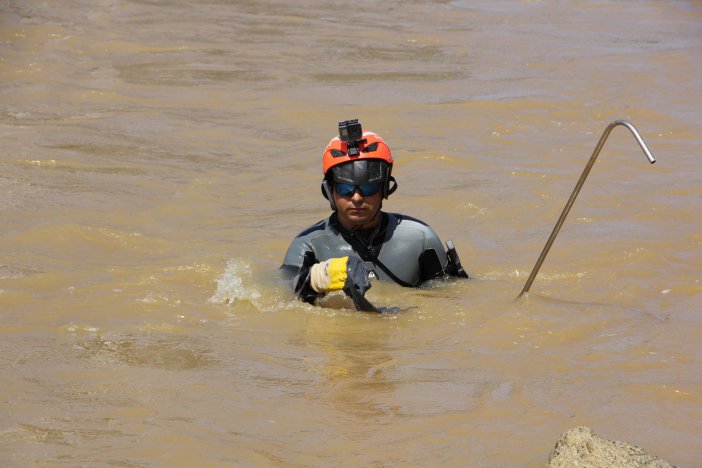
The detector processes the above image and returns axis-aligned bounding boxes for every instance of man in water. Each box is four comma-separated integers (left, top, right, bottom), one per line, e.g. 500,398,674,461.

281,119,468,307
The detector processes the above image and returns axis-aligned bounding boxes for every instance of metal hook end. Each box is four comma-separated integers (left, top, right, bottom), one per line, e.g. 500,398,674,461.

517,120,657,298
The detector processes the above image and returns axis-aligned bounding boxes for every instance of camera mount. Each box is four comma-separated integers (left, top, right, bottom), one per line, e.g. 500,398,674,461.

338,119,366,157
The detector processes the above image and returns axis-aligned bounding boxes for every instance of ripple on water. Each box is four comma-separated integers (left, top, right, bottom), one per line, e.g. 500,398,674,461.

74,335,217,371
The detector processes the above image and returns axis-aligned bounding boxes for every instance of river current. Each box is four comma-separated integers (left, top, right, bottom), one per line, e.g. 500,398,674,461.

1,1,701,465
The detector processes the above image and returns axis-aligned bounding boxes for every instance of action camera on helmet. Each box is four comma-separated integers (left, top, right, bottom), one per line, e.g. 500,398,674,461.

338,119,365,156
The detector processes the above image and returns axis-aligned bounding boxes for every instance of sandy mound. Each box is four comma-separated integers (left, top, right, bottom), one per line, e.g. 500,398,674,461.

548,426,674,468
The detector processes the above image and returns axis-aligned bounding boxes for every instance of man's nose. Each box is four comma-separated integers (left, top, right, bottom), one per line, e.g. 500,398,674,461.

350,189,364,201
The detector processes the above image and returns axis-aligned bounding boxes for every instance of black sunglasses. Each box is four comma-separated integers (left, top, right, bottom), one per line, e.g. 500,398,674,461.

334,182,381,197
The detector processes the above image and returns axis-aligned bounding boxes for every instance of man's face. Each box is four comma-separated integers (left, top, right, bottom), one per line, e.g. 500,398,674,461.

332,182,382,230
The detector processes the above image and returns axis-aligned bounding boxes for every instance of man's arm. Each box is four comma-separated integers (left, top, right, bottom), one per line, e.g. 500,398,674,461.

419,226,470,283
280,251,321,305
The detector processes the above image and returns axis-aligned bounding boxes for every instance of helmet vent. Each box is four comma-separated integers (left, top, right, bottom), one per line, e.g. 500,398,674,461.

331,149,346,157
362,142,378,153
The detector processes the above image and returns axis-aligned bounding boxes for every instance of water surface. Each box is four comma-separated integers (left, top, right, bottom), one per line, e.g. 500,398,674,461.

1,0,701,465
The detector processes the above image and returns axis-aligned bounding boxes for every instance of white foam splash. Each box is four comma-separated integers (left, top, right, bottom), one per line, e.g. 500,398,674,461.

208,259,261,305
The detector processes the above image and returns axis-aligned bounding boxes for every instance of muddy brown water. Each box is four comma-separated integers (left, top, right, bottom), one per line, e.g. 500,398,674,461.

1,1,701,465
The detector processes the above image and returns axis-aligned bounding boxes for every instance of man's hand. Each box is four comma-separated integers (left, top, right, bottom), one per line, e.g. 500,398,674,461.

309,256,371,296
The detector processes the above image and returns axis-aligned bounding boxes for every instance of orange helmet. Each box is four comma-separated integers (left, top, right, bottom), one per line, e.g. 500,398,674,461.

320,120,397,209
322,131,393,175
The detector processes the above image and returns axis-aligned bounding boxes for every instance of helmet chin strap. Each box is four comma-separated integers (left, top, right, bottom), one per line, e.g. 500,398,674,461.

321,180,336,210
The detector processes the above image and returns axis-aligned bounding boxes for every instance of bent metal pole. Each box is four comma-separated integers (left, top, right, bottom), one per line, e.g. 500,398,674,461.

518,120,656,298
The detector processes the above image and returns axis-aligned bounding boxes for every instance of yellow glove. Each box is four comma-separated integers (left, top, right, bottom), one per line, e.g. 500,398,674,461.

309,257,350,293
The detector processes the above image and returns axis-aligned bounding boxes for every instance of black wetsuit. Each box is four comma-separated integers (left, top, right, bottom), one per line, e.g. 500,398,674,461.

281,212,467,304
